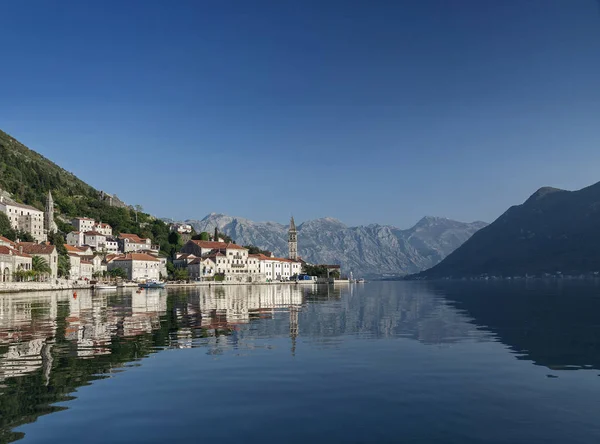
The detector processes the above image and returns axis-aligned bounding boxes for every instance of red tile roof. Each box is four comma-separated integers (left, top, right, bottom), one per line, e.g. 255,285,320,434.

0,236,16,248
0,246,32,258
189,240,246,250
250,254,296,263
84,231,105,236
18,242,56,255
119,233,148,243
112,253,159,262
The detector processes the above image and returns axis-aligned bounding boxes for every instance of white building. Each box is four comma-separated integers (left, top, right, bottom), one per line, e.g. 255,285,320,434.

180,240,301,283
170,223,193,234
0,245,33,282
71,218,96,233
93,222,112,236
251,254,302,281
0,198,46,243
80,259,93,280
107,253,161,281
66,231,84,247
118,234,155,253
83,231,107,250
18,242,58,279
102,237,120,254
68,253,81,280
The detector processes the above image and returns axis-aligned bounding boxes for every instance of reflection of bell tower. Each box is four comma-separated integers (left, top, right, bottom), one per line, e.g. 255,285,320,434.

288,216,297,260
289,306,298,356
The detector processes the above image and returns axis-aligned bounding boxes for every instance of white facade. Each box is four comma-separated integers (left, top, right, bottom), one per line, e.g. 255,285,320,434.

84,232,107,250
0,246,33,282
66,231,84,247
80,260,93,280
68,254,81,279
108,253,161,281
93,222,113,236
103,238,119,254
18,243,58,279
171,223,192,234
72,218,96,233
257,256,302,281
119,234,153,253
0,200,46,243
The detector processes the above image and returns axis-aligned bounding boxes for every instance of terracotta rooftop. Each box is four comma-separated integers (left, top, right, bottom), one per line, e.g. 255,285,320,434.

119,233,148,243
189,240,246,250
84,231,105,236
250,254,297,263
18,242,56,255
0,245,32,258
0,200,42,212
0,236,16,248
112,253,159,262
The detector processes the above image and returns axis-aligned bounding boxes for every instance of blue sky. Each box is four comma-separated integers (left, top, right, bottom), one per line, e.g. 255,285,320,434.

1,0,599,227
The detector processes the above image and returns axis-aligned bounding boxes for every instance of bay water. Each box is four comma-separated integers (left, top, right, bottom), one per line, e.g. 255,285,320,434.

1,281,600,443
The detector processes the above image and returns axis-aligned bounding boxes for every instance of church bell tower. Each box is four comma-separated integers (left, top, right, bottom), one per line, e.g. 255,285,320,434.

45,191,57,234
288,216,297,260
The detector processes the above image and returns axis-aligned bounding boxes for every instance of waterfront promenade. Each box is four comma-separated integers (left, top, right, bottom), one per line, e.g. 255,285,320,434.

1,279,350,294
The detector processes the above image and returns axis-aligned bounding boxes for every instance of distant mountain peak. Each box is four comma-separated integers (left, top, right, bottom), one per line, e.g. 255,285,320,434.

525,186,566,204
185,213,486,277
414,180,600,279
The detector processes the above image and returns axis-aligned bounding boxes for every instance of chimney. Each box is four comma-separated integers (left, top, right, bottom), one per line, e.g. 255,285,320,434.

19,246,23,254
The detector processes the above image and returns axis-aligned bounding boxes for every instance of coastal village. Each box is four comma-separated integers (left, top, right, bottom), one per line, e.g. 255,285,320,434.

0,191,341,287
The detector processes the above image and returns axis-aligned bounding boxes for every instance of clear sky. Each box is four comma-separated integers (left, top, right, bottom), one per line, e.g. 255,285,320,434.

1,0,599,228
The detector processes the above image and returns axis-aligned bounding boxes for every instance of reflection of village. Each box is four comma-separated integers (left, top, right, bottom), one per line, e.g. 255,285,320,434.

0,285,336,383
0,283,492,386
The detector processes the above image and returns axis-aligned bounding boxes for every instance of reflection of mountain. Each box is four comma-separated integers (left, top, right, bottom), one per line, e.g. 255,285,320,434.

297,282,489,345
1,282,597,442
428,280,600,371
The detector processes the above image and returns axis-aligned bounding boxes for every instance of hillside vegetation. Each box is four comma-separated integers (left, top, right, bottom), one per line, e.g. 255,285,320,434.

0,129,180,255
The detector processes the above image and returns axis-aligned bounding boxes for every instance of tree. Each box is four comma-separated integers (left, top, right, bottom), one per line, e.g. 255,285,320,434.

32,255,51,279
15,230,34,242
108,267,127,279
173,269,189,281
0,212,16,240
244,245,270,255
58,254,71,278
303,264,329,277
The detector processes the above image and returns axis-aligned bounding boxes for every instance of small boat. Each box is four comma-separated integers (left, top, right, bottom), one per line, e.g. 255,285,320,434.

357,278,366,283
138,279,166,289
95,284,118,290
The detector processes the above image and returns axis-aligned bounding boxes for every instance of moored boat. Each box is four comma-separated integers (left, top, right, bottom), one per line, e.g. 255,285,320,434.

94,284,118,290
138,279,167,289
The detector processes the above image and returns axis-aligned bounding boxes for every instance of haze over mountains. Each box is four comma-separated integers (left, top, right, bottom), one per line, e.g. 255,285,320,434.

413,181,600,279
184,213,487,278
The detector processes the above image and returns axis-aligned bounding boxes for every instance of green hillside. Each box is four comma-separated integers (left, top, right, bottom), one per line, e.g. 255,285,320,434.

0,129,180,255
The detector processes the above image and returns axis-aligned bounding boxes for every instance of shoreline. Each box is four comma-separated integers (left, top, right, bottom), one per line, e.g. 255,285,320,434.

0,279,351,295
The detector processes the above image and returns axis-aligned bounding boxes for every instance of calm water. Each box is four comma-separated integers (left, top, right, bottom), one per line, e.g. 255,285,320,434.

1,281,600,443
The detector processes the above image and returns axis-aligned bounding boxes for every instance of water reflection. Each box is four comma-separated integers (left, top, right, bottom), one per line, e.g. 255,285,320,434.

0,281,600,442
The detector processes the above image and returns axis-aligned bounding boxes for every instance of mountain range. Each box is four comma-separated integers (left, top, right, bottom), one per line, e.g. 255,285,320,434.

412,181,600,279
183,213,487,278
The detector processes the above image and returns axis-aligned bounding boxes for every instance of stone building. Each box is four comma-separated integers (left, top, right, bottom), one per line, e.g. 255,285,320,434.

17,242,58,279
0,198,46,243
107,253,161,281
0,245,33,282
